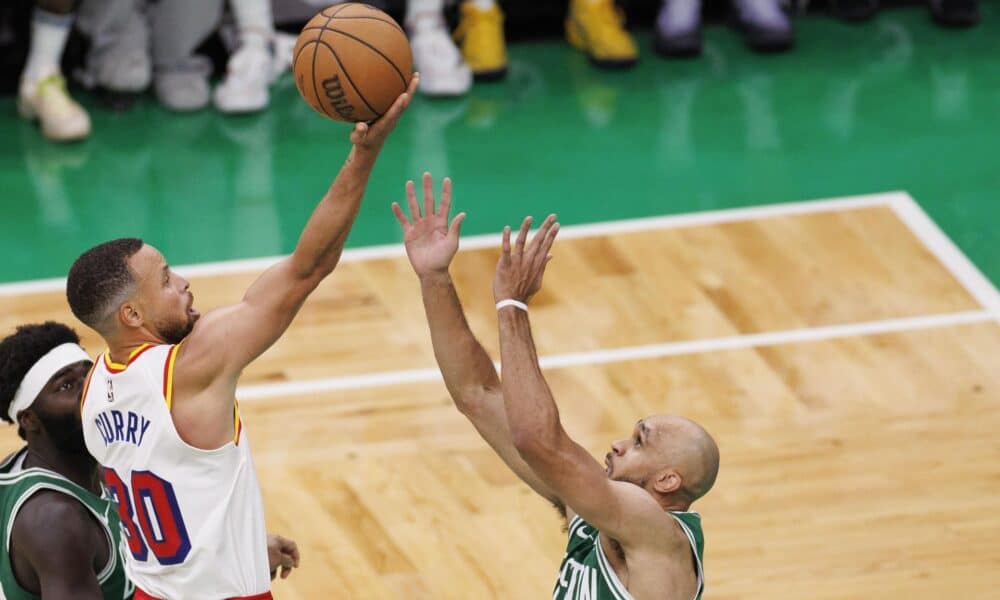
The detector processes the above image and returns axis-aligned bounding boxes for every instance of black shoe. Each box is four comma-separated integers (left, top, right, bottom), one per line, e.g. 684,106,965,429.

732,0,794,53
654,0,703,58
929,0,979,27
830,0,880,22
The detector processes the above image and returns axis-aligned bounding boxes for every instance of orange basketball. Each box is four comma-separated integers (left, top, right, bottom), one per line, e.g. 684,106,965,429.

292,4,413,123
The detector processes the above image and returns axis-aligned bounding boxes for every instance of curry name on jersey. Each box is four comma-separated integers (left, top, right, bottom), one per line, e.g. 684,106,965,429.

81,344,271,600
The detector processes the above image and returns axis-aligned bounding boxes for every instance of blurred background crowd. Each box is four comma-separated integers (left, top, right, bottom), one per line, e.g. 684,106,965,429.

0,0,982,143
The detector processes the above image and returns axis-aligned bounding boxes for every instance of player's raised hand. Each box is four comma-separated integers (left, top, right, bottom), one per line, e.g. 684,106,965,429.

351,73,420,151
267,534,300,580
493,214,559,304
392,172,466,278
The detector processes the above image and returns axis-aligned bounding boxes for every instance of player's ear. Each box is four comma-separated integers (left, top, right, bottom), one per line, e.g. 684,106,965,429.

17,410,41,435
119,301,143,329
653,469,682,495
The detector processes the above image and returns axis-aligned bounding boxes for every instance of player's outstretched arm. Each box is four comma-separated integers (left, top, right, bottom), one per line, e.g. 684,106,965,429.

10,492,106,600
393,174,562,508
174,79,418,428
494,217,674,548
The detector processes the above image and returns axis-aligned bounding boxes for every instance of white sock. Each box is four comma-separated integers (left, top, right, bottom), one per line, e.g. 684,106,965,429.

406,0,445,31
229,0,274,49
22,8,73,83
470,0,496,9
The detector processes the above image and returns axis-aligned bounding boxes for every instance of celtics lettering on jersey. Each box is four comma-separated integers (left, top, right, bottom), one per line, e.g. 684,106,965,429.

553,513,705,600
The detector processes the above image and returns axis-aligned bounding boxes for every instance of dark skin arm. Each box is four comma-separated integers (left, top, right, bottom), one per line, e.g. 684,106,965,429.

392,174,563,510
493,217,679,546
10,491,106,600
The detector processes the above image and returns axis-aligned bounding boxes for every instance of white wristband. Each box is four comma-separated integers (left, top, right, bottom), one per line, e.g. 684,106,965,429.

496,299,528,312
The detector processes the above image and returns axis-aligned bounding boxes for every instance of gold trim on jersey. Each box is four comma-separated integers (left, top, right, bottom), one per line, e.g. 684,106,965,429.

233,399,242,445
78,361,99,412
103,343,154,373
163,344,181,410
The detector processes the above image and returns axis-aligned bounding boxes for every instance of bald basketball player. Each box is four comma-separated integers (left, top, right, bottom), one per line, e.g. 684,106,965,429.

64,76,418,600
392,173,719,600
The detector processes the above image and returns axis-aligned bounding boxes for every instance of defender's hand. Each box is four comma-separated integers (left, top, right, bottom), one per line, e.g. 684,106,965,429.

392,172,466,278
493,214,559,304
267,534,300,580
351,73,420,151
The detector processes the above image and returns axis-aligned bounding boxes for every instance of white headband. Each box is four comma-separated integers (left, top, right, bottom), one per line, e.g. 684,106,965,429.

9,343,92,423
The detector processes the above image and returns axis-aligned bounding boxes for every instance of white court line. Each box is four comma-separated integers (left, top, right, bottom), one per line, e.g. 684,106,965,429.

0,191,903,297
236,310,993,401
889,194,1000,321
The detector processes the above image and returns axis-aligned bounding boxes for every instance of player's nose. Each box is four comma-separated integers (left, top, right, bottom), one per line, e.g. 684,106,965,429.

610,439,627,455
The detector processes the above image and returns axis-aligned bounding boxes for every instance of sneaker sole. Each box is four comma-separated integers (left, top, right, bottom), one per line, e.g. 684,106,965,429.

653,32,703,58
588,56,638,70
473,68,508,82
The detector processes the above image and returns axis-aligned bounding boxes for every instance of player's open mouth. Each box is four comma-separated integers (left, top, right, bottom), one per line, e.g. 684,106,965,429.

604,454,612,476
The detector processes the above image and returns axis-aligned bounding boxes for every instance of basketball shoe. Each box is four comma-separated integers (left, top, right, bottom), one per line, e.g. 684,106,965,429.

731,0,793,52
565,0,638,69
654,0,702,57
215,41,274,114
454,2,508,81
929,0,979,27
18,70,91,142
408,14,472,96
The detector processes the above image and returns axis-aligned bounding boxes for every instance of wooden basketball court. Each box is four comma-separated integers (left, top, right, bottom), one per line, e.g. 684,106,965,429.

1,192,997,599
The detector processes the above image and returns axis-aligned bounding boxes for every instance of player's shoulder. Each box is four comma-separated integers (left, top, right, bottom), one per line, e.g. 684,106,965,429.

14,489,96,533
10,491,109,580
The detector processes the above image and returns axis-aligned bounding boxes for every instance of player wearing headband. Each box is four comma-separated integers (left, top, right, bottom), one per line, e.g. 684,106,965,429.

0,323,300,600
0,322,133,599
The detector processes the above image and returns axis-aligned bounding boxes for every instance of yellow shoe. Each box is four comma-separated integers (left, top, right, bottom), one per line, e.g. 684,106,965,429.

454,2,508,81
565,0,639,69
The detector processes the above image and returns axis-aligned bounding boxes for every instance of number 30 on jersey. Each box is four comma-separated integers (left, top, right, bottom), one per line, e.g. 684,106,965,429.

102,467,192,565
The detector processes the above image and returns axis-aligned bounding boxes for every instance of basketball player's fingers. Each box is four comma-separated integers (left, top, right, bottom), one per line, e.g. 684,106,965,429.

515,217,532,256
391,202,412,230
501,226,512,263
529,214,557,253
540,221,560,256
350,121,369,145
406,179,421,219
381,74,418,125
440,177,453,217
422,172,435,217
449,212,466,239
536,223,560,272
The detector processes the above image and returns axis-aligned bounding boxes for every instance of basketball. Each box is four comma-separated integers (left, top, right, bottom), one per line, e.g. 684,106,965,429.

292,3,413,123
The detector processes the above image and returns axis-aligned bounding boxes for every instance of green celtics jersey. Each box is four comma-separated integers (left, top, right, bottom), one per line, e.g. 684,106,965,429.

0,448,134,600
553,512,705,600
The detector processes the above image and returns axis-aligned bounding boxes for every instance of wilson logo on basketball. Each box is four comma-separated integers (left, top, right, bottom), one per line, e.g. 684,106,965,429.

322,75,354,120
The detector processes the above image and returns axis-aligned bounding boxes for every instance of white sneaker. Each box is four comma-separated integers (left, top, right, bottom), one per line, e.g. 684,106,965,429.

214,43,274,114
271,32,297,80
18,71,91,142
408,16,472,97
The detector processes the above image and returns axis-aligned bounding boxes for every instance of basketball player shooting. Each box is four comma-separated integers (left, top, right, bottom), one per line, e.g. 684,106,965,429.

394,173,719,600
65,76,418,600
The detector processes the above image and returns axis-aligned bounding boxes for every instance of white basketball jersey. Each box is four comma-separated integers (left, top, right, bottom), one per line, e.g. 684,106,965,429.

81,344,271,600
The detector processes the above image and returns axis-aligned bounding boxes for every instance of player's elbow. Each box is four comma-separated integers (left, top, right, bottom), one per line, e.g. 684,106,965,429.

511,427,550,460
450,383,496,417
